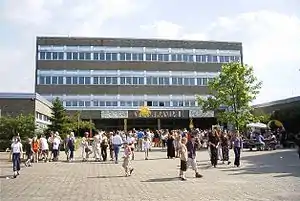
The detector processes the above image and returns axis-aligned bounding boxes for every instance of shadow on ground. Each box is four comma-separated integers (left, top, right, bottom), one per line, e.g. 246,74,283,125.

222,149,300,178
87,175,124,179
141,177,179,182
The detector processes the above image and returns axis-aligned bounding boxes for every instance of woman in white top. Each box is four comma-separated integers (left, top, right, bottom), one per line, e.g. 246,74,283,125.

81,137,90,162
142,136,151,160
126,134,136,160
11,137,23,178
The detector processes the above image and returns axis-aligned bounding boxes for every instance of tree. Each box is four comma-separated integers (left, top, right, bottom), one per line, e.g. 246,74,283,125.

66,111,95,136
48,97,69,136
0,114,36,150
198,62,262,131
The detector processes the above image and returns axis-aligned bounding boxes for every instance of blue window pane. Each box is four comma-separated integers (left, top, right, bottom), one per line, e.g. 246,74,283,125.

111,101,117,106
85,77,91,84
164,77,169,85
138,77,144,84
179,101,183,106
125,53,131,61
138,53,143,61
120,101,126,106
171,54,176,61
120,53,126,61
46,52,51,60
189,78,195,85
188,55,193,62
73,77,78,84
93,101,99,106
66,101,71,107
146,54,151,61
85,53,91,60
133,77,138,84
112,77,118,84
40,52,46,60
197,78,202,85
203,78,208,85
158,54,163,61
126,77,132,84
230,56,235,62
212,56,218,63
94,53,99,60
219,56,225,63
66,77,72,84
79,77,84,84
106,101,112,106
45,76,51,84
190,101,195,107
163,54,169,61
85,101,91,107
173,101,178,107
159,77,164,85
58,76,63,84
72,101,78,106
225,56,230,62
99,101,105,106
99,52,105,60
183,54,188,62
99,77,105,84
133,101,139,106
152,77,158,85
146,77,151,84
106,77,112,84
73,52,78,60
120,77,125,84
132,53,138,61
39,76,45,84
153,101,158,106
196,55,201,62
58,52,64,60
106,53,112,61
79,52,85,60
152,54,157,61
172,77,177,85
93,77,98,84
111,53,117,61
184,78,189,85
177,78,182,85
207,55,212,63
67,52,72,60
201,55,206,63
53,52,58,60
165,101,170,107
177,54,182,61
235,56,240,62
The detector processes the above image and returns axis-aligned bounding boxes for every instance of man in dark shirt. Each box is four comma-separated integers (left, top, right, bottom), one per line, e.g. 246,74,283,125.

186,135,203,178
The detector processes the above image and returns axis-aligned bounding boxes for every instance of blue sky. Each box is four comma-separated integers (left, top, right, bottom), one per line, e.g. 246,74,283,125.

0,0,299,104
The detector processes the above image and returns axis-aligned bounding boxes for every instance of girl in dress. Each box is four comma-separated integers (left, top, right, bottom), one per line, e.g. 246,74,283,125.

143,136,151,160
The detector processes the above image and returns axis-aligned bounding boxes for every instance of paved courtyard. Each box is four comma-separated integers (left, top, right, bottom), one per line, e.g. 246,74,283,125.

1,148,300,201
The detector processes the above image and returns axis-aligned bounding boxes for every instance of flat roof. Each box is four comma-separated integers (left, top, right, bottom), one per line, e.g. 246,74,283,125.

0,92,52,108
253,96,300,108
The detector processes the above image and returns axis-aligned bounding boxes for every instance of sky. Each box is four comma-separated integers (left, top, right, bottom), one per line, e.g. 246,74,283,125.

0,0,299,104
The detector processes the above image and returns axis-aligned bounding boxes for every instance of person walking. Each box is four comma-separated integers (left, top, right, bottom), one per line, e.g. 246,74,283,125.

112,132,123,164
186,135,203,178
11,137,23,178
233,131,243,167
208,130,220,168
122,142,134,177
67,132,76,162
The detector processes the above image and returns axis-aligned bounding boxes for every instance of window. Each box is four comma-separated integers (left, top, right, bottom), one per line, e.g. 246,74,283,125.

147,101,152,106
67,52,72,60
85,53,91,60
45,76,51,84
120,101,126,106
58,52,64,60
138,77,144,84
99,52,105,60
94,53,99,60
177,54,183,62
93,101,99,106
106,101,112,106
99,101,105,106
132,53,138,61
106,53,112,61
40,52,46,60
85,77,91,84
79,77,84,84
53,52,58,60
39,76,45,84
152,77,158,85
66,101,72,107
197,78,202,85
111,53,118,61
153,101,158,106
79,101,84,106
132,101,139,107
133,77,138,84
106,77,112,84
93,77,98,84
120,53,126,61
173,101,178,107
201,55,206,63
126,101,132,106
99,77,105,84
207,55,212,63
46,52,51,60
85,101,91,107
79,52,85,60
73,77,78,84
120,77,125,84
138,53,143,61
172,77,177,85
72,101,78,107
112,77,118,84
165,101,170,107
224,56,230,62
219,56,225,63
146,54,151,61
73,52,78,60
126,77,132,84
152,54,157,61
203,78,208,85
125,53,131,61
66,77,72,84
171,54,176,61
212,55,218,63
159,101,164,107
58,76,64,84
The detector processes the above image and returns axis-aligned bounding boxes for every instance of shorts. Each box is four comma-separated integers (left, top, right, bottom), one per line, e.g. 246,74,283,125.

180,160,187,171
42,149,49,155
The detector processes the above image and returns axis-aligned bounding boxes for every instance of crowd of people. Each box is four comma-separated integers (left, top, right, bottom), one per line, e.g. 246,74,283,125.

9,127,298,180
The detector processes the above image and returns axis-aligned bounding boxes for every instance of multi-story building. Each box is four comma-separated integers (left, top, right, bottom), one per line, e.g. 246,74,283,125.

35,37,243,130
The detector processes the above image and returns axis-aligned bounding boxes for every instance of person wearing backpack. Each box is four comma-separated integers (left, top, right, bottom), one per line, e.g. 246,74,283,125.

67,132,76,162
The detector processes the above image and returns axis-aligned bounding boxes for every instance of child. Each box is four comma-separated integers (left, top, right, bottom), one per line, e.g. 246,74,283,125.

24,138,33,167
179,137,188,181
142,136,151,160
122,142,134,177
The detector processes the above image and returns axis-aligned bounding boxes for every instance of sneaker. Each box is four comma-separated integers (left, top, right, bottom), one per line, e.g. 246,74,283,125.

195,173,203,178
181,177,187,181
228,161,231,165
129,168,134,175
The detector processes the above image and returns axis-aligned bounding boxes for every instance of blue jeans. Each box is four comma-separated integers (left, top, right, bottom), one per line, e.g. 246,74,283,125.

12,153,21,172
113,145,120,162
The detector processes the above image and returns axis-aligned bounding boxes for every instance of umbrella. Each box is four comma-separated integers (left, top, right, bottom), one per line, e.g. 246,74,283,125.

246,122,268,129
267,120,283,128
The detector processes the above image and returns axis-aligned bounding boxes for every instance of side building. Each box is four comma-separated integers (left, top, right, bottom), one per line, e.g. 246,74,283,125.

0,93,52,131
36,37,243,130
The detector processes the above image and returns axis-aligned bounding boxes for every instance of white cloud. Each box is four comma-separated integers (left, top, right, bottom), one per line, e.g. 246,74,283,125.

141,10,300,104
140,20,183,39
0,0,141,92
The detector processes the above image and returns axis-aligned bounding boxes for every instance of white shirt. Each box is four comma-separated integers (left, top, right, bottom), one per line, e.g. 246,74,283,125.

53,138,60,150
11,142,22,153
40,137,49,150
143,139,151,149
112,135,123,145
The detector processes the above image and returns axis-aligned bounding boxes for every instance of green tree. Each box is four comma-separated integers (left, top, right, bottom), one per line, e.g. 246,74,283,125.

198,62,262,131
48,97,69,136
66,111,95,136
0,114,36,150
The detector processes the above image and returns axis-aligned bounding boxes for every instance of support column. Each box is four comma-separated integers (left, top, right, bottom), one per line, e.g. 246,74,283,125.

89,118,93,137
157,118,161,130
124,118,128,132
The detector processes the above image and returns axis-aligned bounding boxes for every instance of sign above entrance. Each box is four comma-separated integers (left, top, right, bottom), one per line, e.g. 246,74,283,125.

128,110,189,118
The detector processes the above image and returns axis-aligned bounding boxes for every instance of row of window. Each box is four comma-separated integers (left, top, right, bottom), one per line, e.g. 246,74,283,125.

64,100,197,107
36,112,51,122
38,76,214,86
38,51,240,63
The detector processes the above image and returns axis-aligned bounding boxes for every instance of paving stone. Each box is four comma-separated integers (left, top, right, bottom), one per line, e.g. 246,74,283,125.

1,148,300,201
